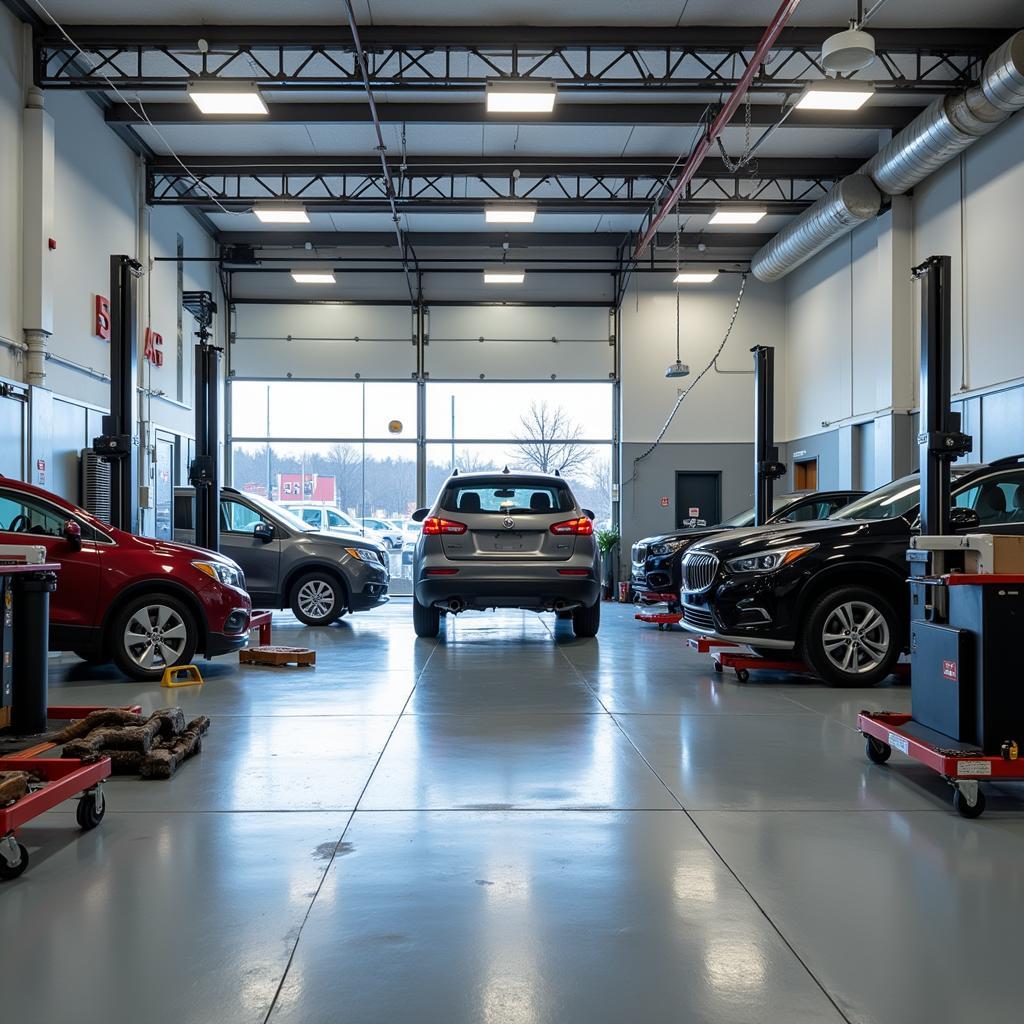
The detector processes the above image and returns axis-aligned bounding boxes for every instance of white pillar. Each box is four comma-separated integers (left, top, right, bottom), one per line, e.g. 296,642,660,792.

21,86,54,388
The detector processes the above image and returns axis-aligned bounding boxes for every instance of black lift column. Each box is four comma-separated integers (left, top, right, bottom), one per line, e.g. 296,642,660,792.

751,345,786,527
185,291,221,553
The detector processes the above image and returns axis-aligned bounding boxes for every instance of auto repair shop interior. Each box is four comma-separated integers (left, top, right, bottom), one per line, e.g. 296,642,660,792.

2,1,1024,1022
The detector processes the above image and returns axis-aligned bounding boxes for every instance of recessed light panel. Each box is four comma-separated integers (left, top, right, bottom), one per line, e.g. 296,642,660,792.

708,206,767,225
483,270,526,284
674,272,719,284
187,81,268,115
291,271,336,284
255,205,310,224
485,207,537,223
485,81,557,114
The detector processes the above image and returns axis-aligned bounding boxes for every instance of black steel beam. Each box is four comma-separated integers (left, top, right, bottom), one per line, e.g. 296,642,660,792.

215,230,773,249
106,101,919,130
151,155,863,179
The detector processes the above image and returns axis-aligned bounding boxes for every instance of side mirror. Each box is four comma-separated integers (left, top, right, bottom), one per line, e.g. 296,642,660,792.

949,506,981,532
253,521,275,543
63,519,82,551
411,508,430,523
582,508,595,520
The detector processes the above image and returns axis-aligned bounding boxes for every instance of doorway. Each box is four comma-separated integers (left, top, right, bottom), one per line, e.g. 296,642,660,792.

795,458,818,490
675,471,721,528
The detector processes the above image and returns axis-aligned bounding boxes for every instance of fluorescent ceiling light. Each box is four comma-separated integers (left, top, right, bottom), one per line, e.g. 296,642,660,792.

291,270,336,284
486,80,557,113
483,269,526,284
795,79,875,111
674,272,719,284
485,206,537,223
709,205,767,225
187,80,268,115
254,205,310,224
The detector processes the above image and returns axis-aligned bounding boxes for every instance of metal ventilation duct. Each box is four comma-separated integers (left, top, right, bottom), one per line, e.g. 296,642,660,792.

749,175,881,283
752,30,1024,282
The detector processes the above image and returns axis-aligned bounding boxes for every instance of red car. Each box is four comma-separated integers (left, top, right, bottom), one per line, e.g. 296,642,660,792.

0,476,251,681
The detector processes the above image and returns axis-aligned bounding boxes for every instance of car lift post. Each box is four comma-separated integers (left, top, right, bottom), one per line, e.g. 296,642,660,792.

185,291,221,553
912,255,971,543
92,255,143,533
751,345,786,526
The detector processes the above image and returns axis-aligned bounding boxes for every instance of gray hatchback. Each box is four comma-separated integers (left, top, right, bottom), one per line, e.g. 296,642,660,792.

174,486,389,626
411,470,601,638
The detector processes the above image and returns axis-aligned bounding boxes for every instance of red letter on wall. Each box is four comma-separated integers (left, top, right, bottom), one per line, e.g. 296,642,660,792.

95,295,111,340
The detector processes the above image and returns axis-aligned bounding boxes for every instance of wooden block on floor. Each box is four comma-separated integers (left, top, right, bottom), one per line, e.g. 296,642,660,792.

239,645,316,667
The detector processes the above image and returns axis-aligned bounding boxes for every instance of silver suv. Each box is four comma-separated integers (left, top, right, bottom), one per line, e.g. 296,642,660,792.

412,470,601,639
174,486,389,626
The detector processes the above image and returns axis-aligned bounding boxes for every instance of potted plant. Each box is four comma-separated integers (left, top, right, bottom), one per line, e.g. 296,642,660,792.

596,528,620,600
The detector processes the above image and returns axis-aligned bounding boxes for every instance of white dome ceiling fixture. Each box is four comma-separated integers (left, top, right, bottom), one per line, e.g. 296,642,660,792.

821,26,877,74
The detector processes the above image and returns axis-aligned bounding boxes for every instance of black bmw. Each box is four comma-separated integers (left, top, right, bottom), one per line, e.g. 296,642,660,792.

631,490,863,611
679,457,1024,687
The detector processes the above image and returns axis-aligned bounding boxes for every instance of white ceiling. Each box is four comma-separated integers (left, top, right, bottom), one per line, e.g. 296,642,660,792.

31,0,1024,28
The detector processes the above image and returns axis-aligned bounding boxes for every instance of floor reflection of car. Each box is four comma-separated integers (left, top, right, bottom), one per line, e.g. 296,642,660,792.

631,490,864,611
412,470,601,639
175,487,389,626
359,517,404,549
0,475,251,681
680,458,1024,687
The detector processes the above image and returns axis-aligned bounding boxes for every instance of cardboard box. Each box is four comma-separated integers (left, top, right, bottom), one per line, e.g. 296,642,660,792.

964,535,1024,575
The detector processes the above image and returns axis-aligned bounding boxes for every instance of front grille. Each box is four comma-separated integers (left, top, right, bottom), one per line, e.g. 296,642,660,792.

681,552,719,593
682,604,716,631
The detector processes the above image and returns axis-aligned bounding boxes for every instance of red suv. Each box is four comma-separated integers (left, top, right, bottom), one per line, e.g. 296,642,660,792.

0,476,251,680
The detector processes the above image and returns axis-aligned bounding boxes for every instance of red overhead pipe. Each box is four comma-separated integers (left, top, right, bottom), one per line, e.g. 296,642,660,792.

633,0,803,258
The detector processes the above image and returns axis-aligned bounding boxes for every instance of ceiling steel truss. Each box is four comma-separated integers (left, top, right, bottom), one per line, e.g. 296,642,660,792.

36,25,1006,95
147,163,834,214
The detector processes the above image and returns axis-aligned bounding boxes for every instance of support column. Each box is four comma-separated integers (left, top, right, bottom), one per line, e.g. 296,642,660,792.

21,88,54,387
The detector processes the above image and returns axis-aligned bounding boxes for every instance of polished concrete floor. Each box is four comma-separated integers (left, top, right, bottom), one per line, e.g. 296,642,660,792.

4,601,1024,1024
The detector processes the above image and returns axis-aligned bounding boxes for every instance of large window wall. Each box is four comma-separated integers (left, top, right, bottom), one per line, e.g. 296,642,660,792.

228,380,615,593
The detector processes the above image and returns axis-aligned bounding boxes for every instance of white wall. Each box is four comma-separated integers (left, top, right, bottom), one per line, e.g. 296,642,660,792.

0,7,23,378
620,272,786,444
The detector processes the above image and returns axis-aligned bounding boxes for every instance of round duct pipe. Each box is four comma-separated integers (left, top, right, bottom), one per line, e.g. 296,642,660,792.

751,30,1024,283
751,175,881,282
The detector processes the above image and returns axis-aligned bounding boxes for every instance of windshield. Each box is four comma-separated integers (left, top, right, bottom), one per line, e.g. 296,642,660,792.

719,495,795,529
440,478,575,515
830,476,920,521
244,493,316,532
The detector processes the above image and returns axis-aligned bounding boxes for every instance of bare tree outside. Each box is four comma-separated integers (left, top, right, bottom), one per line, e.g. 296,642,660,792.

513,401,591,476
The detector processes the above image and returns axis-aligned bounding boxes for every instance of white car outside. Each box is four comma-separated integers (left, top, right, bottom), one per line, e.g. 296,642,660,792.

281,503,391,548
359,517,404,549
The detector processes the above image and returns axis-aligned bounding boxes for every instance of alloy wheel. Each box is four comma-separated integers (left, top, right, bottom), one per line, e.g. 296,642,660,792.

296,579,336,620
820,600,891,675
122,604,188,670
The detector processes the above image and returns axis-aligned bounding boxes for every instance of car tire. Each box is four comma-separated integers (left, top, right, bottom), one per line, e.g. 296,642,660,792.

802,585,900,688
413,597,440,638
572,598,601,638
111,592,198,682
290,571,346,626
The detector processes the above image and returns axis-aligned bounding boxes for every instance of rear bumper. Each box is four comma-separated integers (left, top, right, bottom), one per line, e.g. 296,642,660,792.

416,570,599,611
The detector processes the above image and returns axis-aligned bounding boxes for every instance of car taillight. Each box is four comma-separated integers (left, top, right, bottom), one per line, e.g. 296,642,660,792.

550,517,594,536
422,517,467,536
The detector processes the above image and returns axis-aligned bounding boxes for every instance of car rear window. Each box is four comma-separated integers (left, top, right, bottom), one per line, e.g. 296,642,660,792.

440,479,575,515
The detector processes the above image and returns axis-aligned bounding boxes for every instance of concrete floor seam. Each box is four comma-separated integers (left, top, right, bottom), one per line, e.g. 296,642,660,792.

259,632,442,1024
544,618,856,1024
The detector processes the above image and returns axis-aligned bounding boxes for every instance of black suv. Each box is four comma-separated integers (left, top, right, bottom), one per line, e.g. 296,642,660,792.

679,457,1024,687
631,490,863,611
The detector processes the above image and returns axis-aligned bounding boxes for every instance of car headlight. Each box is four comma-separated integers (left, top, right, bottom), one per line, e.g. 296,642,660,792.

649,539,688,557
725,544,817,574
192,560,245,589
345,546,381,564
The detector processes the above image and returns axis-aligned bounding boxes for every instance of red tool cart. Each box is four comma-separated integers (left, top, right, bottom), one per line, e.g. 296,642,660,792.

634,608,683,630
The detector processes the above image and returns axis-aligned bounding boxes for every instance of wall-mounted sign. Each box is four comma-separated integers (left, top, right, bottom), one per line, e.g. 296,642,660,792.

143,327,164,367
688,506,700,517
94,295,110,340
660,496,669,507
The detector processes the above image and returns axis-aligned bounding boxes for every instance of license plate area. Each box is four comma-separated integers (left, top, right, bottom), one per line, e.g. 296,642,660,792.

488,531,527,552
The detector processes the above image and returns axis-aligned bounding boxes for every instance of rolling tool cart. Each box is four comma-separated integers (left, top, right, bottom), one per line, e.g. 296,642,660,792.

859,255,1024,818
634,608,683,630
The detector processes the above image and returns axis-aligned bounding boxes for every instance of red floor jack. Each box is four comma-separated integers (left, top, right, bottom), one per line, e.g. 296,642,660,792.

634,607,683,630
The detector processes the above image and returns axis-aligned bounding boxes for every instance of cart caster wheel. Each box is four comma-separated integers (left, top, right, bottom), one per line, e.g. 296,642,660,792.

713,662,723,674
658,623,665,631
76,789,106,831
0,843,28,881
736,669,750,683
865,736,891,764
953,787,986,819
